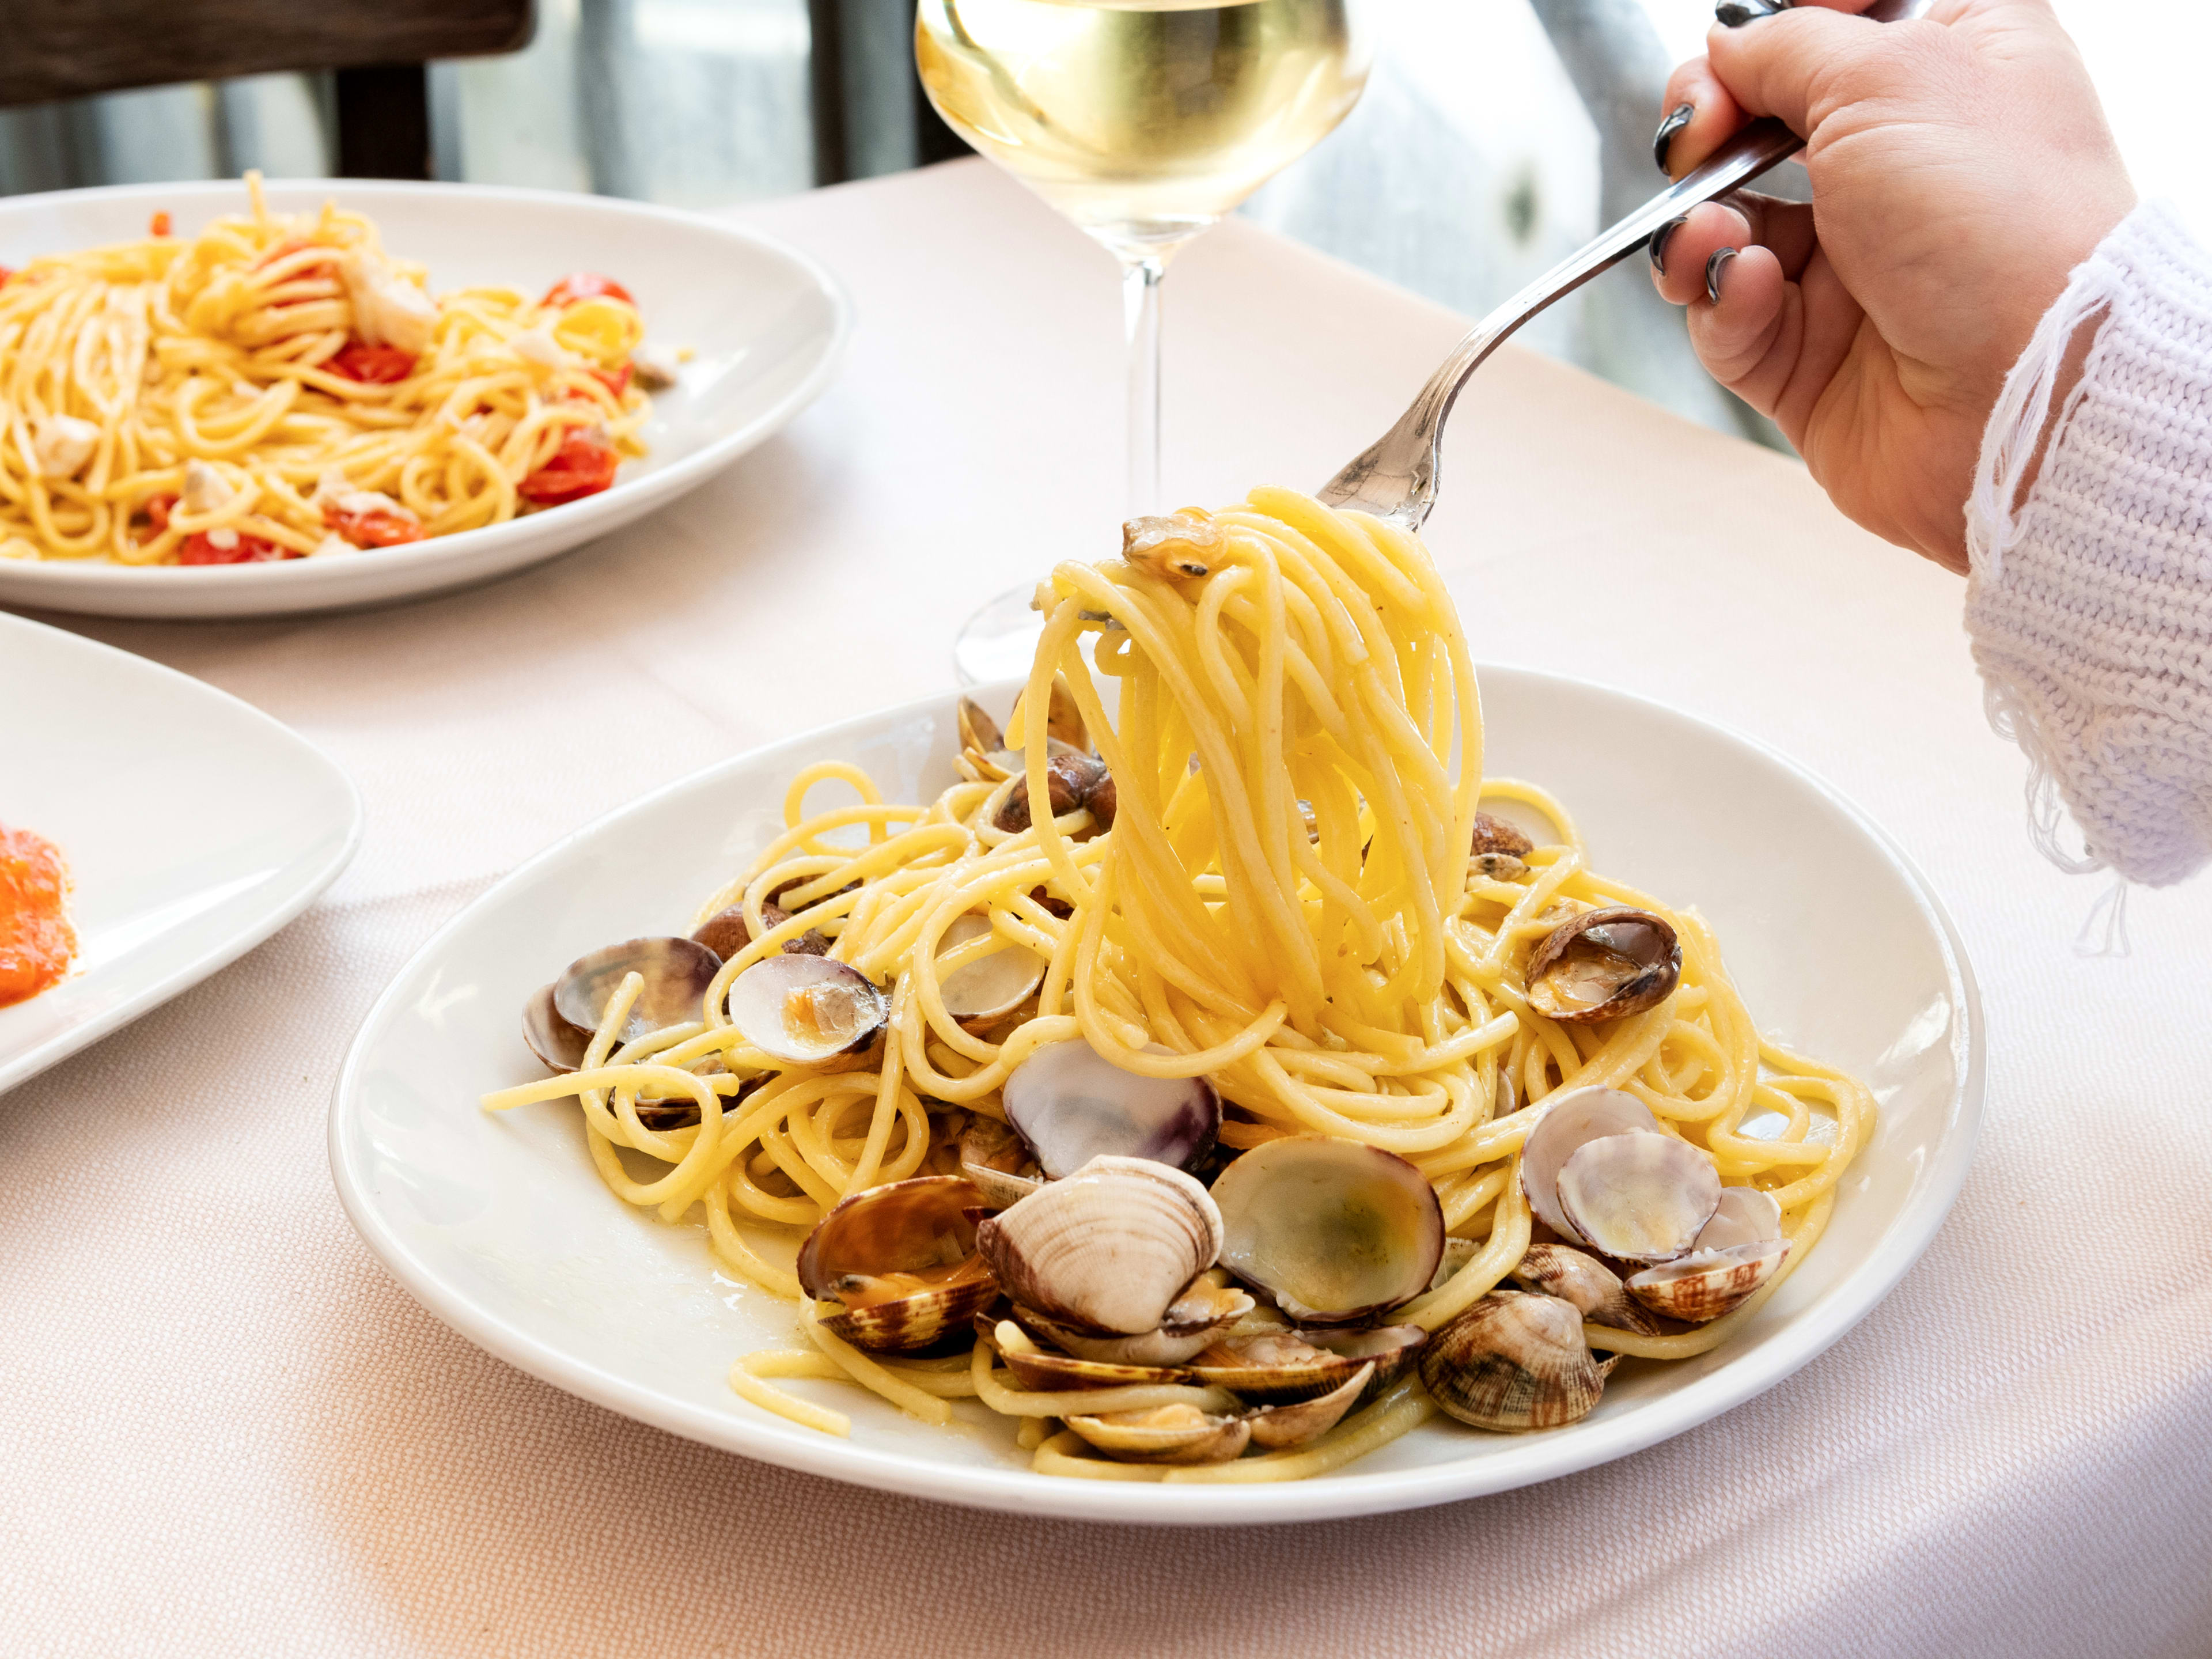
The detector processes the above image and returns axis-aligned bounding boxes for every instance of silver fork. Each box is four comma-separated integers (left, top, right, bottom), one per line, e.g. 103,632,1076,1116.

1317,0,1937,528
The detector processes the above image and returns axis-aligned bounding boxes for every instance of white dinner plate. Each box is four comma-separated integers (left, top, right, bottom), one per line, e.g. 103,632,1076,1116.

0,180,851,619
1,613,361,1093
329,669,1982,1524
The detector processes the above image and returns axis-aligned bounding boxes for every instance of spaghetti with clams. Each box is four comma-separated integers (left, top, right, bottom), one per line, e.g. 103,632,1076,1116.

486,488,1873,1482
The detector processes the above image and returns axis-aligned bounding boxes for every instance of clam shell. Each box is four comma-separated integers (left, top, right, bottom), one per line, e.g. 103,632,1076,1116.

1187,1322,1425,1405
1063,1403,1249,1465
974,1155,1223,1336
1626,1239,1789,1323
522,982,588,1072
935,913,1047,1021
1001,1037,1220,1179
1469,811,1535,858
691,901,828,960
1244,1362,1374,1450
1555,1132,1721,1263
1692,1186,1783,1252
958,1116,1044,1211
1517,1086,1663,1246
1211,1136,1444,1324
1524,907,1681,1024
551,936,722,1046
1001,1345,1188,1392
1419,1290,1612,1432
726,954,888,1065
1509,1241,1662,1336
1014,1278,1252,1368
1121,512,1223,579
795,1175,994,1354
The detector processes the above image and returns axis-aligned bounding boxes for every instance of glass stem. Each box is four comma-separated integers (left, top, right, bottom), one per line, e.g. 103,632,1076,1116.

1121,253,1165,517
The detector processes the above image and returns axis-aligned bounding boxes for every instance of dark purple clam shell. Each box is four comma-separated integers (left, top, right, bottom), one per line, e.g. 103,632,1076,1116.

1000,1038,1220,1179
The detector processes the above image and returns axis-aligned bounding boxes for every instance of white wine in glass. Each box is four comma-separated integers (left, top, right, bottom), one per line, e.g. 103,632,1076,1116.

917,0,1373,682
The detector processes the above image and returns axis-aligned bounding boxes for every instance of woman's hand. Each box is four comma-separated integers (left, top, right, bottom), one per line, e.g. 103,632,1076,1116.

1649,0,2133,572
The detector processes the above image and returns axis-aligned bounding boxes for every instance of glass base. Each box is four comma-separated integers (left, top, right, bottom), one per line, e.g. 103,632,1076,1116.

953,582,1048,688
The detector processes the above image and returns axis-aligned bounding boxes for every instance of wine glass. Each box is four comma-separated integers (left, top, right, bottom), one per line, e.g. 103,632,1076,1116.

916,0,1375,683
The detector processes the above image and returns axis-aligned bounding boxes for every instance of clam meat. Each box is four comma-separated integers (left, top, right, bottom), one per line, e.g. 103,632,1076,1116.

1524,907,1682,1024
1419,1290,1615,1432
726,954,889,1065
1122,512,1223,579
975,1155,1223,1336
796,1175,997,1353
1211,1136,1444,1324
1000,1038,1221,1179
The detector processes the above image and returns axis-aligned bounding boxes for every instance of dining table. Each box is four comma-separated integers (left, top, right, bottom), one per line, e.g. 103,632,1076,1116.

6,156,2210,1659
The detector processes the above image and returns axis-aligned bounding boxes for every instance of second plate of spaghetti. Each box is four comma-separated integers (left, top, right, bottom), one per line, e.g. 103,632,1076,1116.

331,491,1980,1524
0,178,850,618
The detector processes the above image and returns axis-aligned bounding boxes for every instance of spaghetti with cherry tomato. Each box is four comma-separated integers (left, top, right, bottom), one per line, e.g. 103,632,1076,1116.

0,173,668,567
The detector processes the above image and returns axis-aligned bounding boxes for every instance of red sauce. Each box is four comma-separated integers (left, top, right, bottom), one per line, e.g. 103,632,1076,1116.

541,272,633,308
0,824,75,1007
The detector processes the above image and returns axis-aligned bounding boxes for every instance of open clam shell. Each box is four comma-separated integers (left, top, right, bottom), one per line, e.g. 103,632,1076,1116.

1014,1277,1253,1368
1063,1403,1250,1465
1517,1086,1663,1247
1244,1362,1374,1450
1554,1132,1721,1264
1419,1290,1614,1432
958,1116,1044,1211
550,936,722,1046
1211,1137,1444,1324
935,913,1047,1022
522,983,589,1072
1001,1038,1221,1179
1626,1238,1789,1324
1524,907,1682,1024
1509,1241,1662,1336
993,751,1111,834
1692,1185,1784,1252
726,954,889,1065
999,1343,1189,1392
1187,1323,1426,1405
796,1175,995,1354
975,1155,1223,1336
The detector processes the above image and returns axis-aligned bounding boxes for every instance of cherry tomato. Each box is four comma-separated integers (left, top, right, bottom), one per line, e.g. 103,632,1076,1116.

328,342,419,383
142,494,176,532
149,211,172,238
541,272,634,309
589,361,634,399
518,429,620,505
324,506,426,548
176,531,296,566
0,267,14,289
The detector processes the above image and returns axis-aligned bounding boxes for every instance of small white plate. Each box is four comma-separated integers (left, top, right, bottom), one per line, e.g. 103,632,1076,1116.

0,180,852,619
0,613,361,1093
329,669,1981,1525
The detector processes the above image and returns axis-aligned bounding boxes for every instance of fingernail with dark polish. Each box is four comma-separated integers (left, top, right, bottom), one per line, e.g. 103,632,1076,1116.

1653,104,1694,176
1650,215,1689,276
1705,245,1739,305
1715,0,1788,26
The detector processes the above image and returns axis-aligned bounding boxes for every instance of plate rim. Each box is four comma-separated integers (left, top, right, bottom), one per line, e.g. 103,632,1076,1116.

327,668,1984,1525
0,178,855,610
0,612,365,1094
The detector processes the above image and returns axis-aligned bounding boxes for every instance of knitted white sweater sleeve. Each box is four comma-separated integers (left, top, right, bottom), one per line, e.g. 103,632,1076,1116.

1964,200,2212,887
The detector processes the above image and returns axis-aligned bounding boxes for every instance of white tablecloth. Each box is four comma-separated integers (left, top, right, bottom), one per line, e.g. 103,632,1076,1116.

7,159,2210,1659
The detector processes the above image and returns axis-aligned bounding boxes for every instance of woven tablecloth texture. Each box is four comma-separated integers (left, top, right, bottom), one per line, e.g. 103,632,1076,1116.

5,161,2210,1659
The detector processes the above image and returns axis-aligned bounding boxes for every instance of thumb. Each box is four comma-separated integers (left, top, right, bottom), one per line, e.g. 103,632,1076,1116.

1706,5,1946,138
